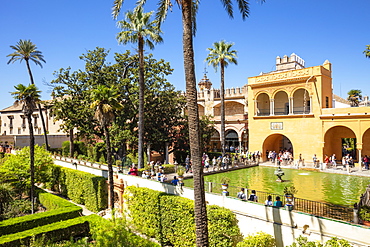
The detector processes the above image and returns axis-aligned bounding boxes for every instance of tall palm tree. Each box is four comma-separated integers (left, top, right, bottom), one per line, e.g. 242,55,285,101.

116,7,163,169
7,39,49,150
206,41,238,157
364,45,370,58
113,1,255,245
90,85,123,210
11,83,41,214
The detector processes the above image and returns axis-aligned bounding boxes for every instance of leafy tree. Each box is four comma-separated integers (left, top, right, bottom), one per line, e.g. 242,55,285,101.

11,84,41,214
205,40,238,157
7,39,49,150
364,45,370,58
50,67,98,154
347,89,362,107
113,1,260,245
174,115,216,154
116,6,163,168
90,85,123,210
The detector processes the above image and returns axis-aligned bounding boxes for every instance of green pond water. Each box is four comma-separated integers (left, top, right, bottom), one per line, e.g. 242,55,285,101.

184,166,370,206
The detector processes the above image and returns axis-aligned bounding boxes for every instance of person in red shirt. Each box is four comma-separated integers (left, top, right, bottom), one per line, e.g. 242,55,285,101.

129,164,138,176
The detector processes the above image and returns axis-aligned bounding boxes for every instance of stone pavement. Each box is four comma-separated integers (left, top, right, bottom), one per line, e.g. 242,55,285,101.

259,161,370,177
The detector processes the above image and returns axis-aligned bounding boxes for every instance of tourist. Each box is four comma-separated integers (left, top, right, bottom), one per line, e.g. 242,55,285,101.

324,154,330,169
160,174,167,183
204,155,210,172
171,176,179,186
273,196,283,207
237,188,246,201
248,190,258,202
185,159,191,173
128,164,138,176
265,195,273,206
212,156,217,171
364,155,369,170
222,155,228,170
331,154,337,168
313,154,318,168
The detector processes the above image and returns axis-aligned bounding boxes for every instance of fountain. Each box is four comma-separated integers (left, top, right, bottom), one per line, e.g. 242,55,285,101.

274,165,285,182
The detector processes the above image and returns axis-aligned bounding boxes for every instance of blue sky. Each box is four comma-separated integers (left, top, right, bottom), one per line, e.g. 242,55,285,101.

1,0,369,110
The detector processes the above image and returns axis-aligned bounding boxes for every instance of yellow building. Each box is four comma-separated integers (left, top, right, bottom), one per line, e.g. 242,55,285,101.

247,54,370,164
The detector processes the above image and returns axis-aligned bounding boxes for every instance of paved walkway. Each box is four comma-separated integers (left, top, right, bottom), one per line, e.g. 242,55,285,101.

259,161,370,177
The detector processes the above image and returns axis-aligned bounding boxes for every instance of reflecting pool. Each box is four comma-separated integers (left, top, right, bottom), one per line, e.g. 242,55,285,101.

184,166,370,206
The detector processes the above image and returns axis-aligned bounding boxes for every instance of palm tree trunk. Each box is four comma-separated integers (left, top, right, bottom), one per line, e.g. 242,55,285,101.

104,125,114,210
37,104,49,150
69,129,74,157
26,60,49,150
220,63,225,157
27,113,35,214
138,37,145,169
182,1,209,246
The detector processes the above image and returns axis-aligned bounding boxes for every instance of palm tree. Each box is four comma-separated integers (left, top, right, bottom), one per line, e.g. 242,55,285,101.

206,41,237,157
364,45,370,58
7,39,49,150
11,83,41,214
116,7,163,169
347,89,362,107
90,85,123,210
113,1,255,245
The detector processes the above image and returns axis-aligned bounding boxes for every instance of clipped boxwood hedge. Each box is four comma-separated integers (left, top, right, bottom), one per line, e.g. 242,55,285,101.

124,186,242,247
0,189,81,236
42,164,108,213
0,216,90,247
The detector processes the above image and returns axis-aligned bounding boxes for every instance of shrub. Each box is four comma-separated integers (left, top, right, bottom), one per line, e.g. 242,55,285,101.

124,186,242,247
162,164,175,174
0,190,81,236
60,167,108,212
236,232,276,247
0,216,90,246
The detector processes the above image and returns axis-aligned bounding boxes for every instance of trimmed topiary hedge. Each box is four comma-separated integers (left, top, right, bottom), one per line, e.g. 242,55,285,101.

0,216,90,247
59,167,107,212
0,189,81,236
42,164,108,213
124,186,242,247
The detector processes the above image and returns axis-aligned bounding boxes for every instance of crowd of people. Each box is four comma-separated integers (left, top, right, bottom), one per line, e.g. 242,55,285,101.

236,188,285,208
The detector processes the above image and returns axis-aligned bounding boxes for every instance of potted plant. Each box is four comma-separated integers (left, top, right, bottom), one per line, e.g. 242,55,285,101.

359,205,370,226
221,177,231,196
177,166,185,186
283,185,298,211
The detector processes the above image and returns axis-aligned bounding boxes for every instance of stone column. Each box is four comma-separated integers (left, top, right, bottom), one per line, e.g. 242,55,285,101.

358,146,362,172
289,97,294,115
165,142,169,164
239,135,242,154
270,99,274,116
254,100,258,116
309,96,313,114
147,143,151,164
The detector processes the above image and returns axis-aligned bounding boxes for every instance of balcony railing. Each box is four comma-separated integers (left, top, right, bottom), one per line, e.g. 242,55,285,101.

293,106,310,114
256,109,270,116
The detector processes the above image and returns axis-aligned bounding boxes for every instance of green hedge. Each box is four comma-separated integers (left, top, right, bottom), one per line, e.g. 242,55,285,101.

59,167,107,212
42,164,108,213
124,186,242,247
37,188,77,210
0,216,90,247
0,189,81,236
